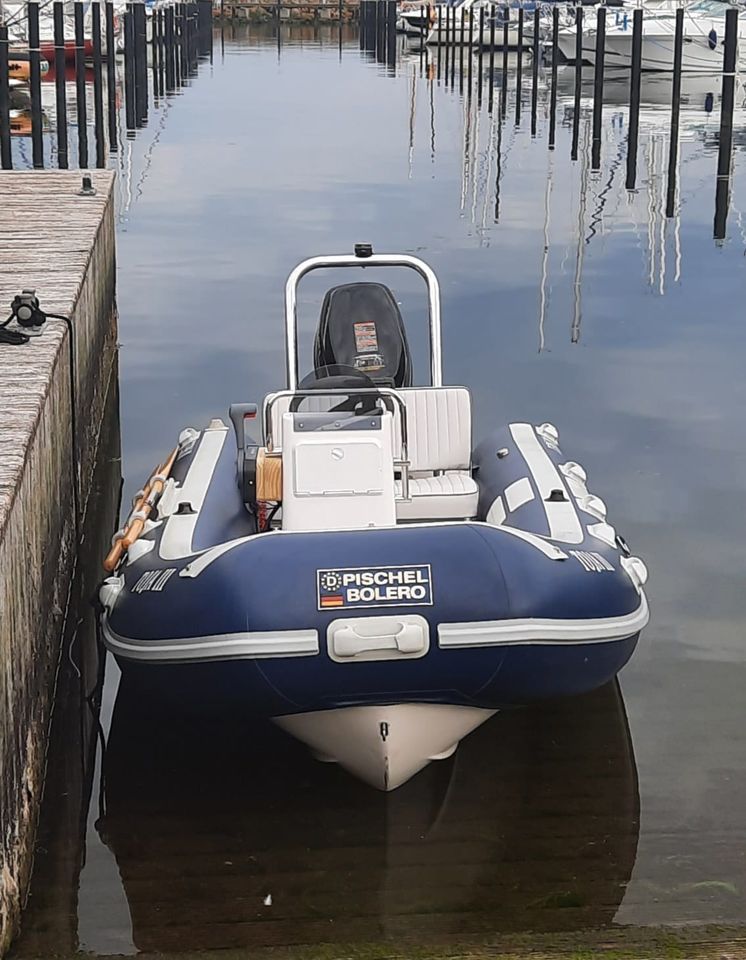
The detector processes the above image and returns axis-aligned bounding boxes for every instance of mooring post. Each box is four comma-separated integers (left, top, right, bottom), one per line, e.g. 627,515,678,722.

477,6,484,104
133,0,148,127
376,0,384,62
467,8,473,94
386,0,397,67
105,1,117,149
436,4,442,80
548,5,558,148
92,1,106,166
180,3,189,81
591,4,605,169
515,5,523,124
501,4,508,117
625,6,642,188
420,4,425,69
28,3,44,167
124,6,136,130
152,5,161,99
165,5,176,91
714,6,738,240
0,25,10,169
73,1,88,163
665,6,683,217
53,3,69,168
453,7,466,93
530,4,539,135
571,3,582,160
444,5,450,86
488,4,496,112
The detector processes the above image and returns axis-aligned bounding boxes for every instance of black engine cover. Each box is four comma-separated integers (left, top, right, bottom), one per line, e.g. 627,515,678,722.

314,282,412,388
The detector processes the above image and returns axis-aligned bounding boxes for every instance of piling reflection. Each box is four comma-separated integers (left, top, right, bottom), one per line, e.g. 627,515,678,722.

84,680,640,953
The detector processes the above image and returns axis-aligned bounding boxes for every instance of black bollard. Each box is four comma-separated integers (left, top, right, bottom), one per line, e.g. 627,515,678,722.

105,2,117,149
501,5,508,117
74,1,88,165
714,7,738,240
467,9,473,95
530,5,539,136
134,1,148,124
625,6,642,188
92,2,106,166
591,5,605,170
28,3,44,168
548,5,558,148
53,3,68,168
665,7,683,217
477,6,484,103
488,3,496,112
124,7,136,130
0,25,11,169
571,3,582,160
515,6,523,124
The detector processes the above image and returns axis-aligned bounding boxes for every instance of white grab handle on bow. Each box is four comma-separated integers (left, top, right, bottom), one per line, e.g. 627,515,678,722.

328,615,430,663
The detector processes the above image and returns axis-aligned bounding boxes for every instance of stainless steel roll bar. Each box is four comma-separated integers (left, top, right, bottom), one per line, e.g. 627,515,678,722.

263,387,412,502
283,250,443,391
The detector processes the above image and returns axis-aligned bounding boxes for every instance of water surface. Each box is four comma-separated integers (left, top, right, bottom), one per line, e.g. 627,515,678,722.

11,22,746,957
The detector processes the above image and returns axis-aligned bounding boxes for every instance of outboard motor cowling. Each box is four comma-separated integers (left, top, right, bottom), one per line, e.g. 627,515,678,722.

314,282,413,388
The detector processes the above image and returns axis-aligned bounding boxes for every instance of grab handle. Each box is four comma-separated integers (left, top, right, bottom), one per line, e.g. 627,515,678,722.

327,615,429,663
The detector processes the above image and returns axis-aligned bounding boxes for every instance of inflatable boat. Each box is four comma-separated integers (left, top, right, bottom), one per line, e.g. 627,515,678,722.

99,247,649,791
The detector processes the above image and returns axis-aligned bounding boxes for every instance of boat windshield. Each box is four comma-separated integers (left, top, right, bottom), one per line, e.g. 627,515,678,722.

687,0,731,14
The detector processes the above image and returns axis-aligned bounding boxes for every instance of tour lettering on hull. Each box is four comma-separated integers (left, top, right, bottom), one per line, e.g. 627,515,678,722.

317,564,433,611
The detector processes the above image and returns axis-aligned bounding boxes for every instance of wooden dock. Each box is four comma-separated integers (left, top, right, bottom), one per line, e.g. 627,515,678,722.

0,170,117,956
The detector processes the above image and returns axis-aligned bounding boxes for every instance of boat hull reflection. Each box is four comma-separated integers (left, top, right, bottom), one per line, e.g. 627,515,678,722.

100,679,639,952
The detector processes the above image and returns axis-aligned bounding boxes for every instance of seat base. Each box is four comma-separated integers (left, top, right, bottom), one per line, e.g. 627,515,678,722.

396,473,479,521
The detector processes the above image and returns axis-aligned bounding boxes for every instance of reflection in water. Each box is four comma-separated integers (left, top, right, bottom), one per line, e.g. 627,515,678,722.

78,681,639,954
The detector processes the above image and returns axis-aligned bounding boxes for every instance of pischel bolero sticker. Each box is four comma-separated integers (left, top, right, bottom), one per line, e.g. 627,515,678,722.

317,565,433,611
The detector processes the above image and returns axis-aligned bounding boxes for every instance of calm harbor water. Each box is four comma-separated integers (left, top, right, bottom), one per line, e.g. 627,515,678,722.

10,22,746,957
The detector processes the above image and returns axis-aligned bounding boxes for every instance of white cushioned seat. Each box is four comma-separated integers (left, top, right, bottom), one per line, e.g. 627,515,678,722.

395,473,479,521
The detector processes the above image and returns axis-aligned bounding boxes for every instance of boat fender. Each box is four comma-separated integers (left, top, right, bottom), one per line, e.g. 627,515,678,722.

127,538,155,564
578,494,607,520
621,556,648,592
536,422,560,449
99,576,124,612
587,521,617,547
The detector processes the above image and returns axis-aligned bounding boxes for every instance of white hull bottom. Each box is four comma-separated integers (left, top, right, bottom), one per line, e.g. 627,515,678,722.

274,702,496,791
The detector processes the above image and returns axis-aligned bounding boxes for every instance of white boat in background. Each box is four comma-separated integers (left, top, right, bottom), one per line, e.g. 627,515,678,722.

424,0,490,45
557,0,746,72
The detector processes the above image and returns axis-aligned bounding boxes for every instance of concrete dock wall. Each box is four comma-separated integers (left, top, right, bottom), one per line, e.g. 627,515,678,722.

0,171,117,955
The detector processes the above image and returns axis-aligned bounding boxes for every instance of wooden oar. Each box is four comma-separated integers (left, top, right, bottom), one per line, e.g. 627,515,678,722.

103,446,179,573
